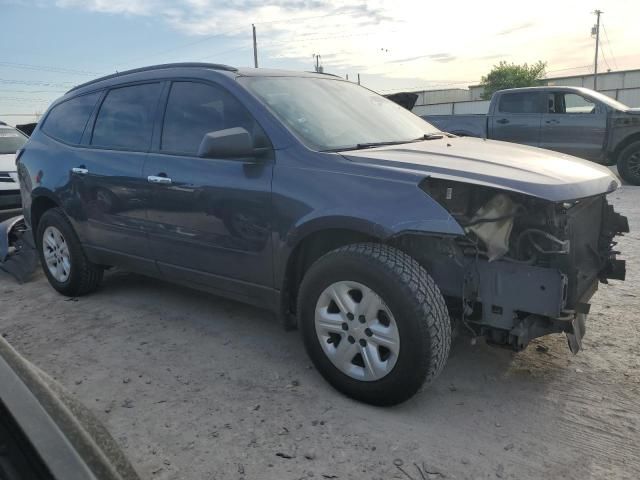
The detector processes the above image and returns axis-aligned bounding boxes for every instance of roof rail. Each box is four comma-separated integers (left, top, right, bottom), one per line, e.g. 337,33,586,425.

67,62,237,94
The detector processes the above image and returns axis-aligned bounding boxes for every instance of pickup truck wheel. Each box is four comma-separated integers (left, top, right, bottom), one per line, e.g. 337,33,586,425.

617,141,640,185
298,243,451,406
36,208,103,296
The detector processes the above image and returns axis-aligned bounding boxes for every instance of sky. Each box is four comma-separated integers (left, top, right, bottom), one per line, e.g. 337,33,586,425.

1,0,639,125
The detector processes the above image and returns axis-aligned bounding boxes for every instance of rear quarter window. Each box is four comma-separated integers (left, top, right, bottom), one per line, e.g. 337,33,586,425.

42,92,101,144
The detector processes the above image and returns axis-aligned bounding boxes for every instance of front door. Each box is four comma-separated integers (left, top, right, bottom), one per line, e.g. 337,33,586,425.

75,82,163,269
488,91,544,146
539,91,607,161
143,81,274,294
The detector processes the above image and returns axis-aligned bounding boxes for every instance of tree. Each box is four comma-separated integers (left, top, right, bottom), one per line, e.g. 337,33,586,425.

480,61,547,100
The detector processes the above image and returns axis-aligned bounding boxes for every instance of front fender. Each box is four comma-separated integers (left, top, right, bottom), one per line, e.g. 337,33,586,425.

272,159,464,287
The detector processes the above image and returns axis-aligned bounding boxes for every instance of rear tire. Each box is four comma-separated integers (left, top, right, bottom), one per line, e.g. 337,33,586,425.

298,243,451,406
36,208,103,296
617,141,640,185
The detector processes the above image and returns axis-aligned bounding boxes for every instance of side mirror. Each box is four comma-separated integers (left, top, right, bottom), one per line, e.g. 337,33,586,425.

198,127,255,159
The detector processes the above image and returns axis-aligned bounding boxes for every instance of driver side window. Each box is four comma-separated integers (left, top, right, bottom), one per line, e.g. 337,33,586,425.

547,93,597,114
161,81,261,155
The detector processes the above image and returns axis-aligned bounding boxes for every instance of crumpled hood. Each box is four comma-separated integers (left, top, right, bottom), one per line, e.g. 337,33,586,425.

0,153,19,192
341,136,620,202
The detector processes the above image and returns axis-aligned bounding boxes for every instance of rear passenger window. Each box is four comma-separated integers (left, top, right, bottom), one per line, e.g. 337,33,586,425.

498,93,543,114
42,92,100,144
91,83,162,151
161,82,256,155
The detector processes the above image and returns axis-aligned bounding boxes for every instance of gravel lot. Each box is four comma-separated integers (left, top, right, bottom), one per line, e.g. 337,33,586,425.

1,186,639,480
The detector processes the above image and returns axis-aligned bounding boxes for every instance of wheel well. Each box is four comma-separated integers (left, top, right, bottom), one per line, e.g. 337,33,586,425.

281,228,377,326
613,132,640,161
31,196,58,233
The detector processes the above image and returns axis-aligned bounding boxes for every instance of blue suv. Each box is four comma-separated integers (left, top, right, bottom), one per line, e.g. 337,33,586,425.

17,63,627,405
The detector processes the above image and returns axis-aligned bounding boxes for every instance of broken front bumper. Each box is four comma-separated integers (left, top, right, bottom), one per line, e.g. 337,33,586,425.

470,196,629,352
0,215,37,283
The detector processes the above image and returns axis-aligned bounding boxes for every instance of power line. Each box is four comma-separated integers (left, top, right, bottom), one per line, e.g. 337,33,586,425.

546,65,593,75
0,62,101,76
0,78,76,88
600,48,612,72
601,23,619,71
115,25,249,68
253,11,359,26
197,43,252,62
0,89,66,94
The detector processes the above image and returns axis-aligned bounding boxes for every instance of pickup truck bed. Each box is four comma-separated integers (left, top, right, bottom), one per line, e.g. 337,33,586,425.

425,114,487,138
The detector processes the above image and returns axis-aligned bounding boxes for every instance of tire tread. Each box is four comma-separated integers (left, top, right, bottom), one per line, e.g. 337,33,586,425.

298,242,451,405
37,208,103,296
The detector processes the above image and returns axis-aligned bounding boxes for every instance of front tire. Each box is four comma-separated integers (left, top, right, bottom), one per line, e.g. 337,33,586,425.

617,141,640,185
298,243,451,406
36,208,103,296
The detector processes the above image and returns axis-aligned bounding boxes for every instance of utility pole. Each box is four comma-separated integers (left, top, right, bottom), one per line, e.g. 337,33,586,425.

592,9,602,90
357,73,360,85
252,24,258,68
313,54,322,73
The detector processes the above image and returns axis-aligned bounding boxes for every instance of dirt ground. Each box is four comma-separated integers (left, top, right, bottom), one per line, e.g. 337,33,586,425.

1,187,639,480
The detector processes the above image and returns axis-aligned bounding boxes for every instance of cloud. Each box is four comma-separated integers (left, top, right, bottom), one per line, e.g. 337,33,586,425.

386,52,457,64
25,0,640,93
497,21,535,35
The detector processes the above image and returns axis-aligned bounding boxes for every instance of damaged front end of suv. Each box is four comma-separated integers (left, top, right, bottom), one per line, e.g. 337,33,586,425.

399,178,628,353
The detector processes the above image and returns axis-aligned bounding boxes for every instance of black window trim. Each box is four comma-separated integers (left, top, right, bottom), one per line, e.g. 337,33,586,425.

497,92,545,115
40,90,104,147
87,80,166,153
152,77,271,159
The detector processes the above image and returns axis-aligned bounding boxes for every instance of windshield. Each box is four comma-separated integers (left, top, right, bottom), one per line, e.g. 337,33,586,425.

239,76,439,151
0,127,28,155
587,90,630,111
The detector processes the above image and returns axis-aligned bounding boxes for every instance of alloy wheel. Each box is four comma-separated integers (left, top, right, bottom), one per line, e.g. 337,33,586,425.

42,226,71,283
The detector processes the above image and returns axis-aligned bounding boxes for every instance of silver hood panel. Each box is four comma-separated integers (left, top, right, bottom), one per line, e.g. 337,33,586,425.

342,137,619,202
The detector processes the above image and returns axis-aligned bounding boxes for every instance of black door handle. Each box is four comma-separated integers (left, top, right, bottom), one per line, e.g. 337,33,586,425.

545,119,560,124
496,118,509,125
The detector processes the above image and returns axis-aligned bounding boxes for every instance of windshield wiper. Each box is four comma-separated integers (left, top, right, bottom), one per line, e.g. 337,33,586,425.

354,140,413,150
323,133,446,152
417,133,445,140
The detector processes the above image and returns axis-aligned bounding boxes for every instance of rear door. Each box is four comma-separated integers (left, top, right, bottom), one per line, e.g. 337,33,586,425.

539,91,607,161
488,92,544,146
75,82,163,271
143,80,274,293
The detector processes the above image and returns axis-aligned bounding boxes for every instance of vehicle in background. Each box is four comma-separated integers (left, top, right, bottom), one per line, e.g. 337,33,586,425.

384,92,419,110
0,123,28,221
424,86,640,185
17,64,628,406
0,335,140,479
16,122,38,137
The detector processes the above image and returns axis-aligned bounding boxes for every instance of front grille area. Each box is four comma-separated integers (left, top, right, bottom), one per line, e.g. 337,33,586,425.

0,172,16,183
